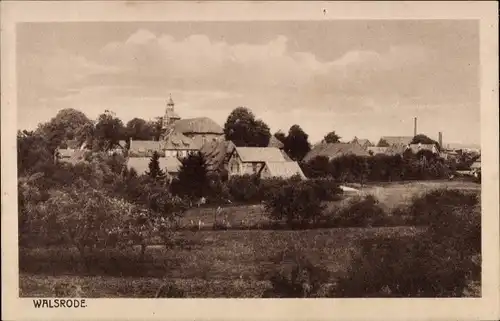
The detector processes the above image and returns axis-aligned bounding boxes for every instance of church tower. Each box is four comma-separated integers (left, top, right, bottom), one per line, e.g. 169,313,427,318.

161,94,181,139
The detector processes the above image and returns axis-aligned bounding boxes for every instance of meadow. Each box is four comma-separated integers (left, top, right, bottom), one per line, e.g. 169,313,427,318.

19,179,480,298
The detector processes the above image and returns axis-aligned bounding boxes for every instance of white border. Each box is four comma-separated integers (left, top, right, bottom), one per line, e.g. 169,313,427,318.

2,1,499,320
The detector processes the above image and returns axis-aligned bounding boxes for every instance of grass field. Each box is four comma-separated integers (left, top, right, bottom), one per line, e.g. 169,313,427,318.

20,226,422,297
19,179,480,298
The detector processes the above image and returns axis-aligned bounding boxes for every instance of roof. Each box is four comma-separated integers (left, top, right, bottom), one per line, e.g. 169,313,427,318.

163,131,201,150
351,138,373,147
303,143,370,162
407,143,438,154
264,161,306,179
129,140,163,157
200,139,236,172
57,148,75,158
173,117,224,134
367,146,406,156
233,147,286,163
268,136,284,149
127,156,181,174
379,136,413,146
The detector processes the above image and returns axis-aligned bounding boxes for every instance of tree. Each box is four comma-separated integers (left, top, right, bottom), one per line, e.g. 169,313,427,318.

274,131,287,143
148,117,164,141
411,134,440,150
35,108,93,151
377,139,390,147
284,125,311,161
17,130,54,175
324,131,341,144
223,107,271,147
171,152,209,200
126,118,154,141
93,110,126,151
146,151,165,180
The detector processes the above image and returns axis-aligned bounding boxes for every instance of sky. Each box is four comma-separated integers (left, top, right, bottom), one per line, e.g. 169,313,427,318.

17,20,480,146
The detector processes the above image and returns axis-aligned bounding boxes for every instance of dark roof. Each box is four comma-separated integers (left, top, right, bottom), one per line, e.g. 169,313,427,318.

164,131,201,150
233,147,286,163
379,136,413,146
303,143,370,162
173,117,223,134
200,139,236,172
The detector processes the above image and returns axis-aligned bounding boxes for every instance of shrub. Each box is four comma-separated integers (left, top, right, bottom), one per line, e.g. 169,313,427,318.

261,249,330,298
335,199,481,297
393,189,479,225
263,180,325,228
305,178,343,201
329,195,388,228
226,175,261,203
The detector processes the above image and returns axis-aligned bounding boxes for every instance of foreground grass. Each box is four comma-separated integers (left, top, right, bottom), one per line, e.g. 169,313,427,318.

20,226,421,298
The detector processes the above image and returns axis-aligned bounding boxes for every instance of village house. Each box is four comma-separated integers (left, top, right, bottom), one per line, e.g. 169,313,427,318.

303,142,370,162
227,146,305,179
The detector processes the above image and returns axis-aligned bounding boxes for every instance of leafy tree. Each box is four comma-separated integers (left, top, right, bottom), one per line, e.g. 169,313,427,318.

411,134,440,150
35,108,93,151
171,152,209,199
302,156,330,178
126,118,154,141
274,131,287,143
284,125,311,161
17,130,54,175
223,107,271,147
377,139,390,147
323,131,341,144
148,117,164,141
93,110,126,151
146,151,165,180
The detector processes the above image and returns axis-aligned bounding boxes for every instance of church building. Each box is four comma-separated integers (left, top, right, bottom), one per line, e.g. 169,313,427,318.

127,95,225,175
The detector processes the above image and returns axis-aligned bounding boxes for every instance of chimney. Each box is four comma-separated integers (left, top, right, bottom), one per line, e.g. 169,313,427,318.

438,132,443,147
413,117,417,136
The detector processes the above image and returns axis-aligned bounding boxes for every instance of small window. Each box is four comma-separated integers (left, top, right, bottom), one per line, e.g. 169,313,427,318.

252,163,257,173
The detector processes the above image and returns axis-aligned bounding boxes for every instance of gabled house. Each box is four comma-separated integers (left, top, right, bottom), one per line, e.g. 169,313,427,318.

227,147,287,177
303,143,370,163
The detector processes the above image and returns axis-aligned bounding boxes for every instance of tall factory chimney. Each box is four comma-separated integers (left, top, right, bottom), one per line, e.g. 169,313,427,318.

413,117,417,136
438,132,443,148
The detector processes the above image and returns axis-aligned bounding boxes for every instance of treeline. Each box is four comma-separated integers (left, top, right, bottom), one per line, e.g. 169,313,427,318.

301,151,451,183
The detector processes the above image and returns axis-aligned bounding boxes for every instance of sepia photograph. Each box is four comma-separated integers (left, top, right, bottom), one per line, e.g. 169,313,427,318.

2,1,499,320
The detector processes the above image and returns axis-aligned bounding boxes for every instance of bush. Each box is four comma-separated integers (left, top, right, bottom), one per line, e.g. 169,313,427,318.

393,189,479,225
335,199,481,297
226,175,261,203
263,180,325,228
327,195,388,228
261,248,331,298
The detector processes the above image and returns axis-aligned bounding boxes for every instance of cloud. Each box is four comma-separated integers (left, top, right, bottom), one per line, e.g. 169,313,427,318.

18,27,479,144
